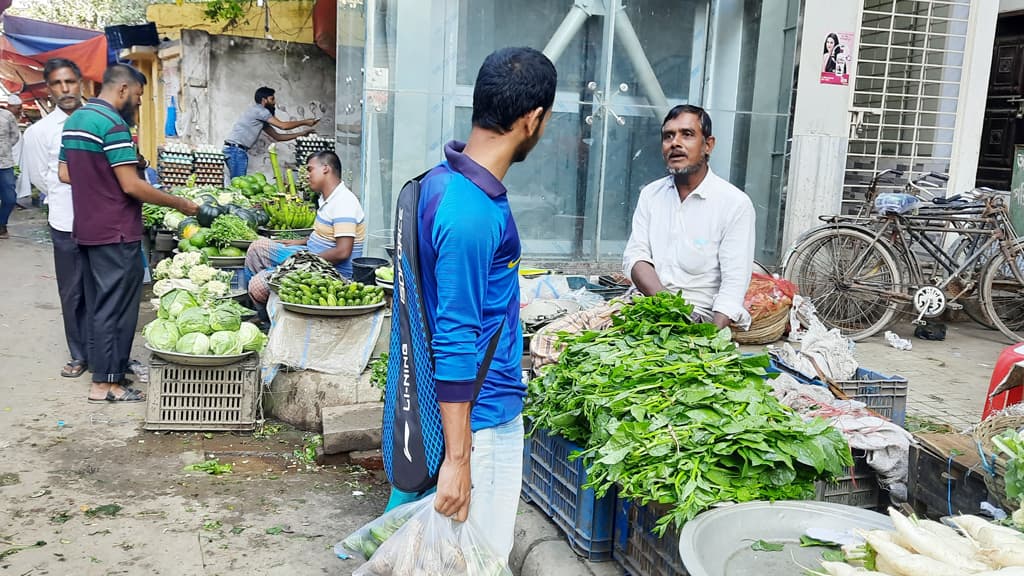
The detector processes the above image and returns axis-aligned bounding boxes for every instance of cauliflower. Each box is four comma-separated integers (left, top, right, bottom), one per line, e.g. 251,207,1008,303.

201,280,229,298
217,192,235,205
188,264,218,285
169,261,188,279
153,258,173,281
173,251,204,268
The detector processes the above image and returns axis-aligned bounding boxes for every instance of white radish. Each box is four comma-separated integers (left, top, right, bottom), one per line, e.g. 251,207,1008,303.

819,561,890,576
917,518,980,558
983,547,1024,568
888,508,992,572
973,568,1024,575
866,533,973,576
953,515,1023,543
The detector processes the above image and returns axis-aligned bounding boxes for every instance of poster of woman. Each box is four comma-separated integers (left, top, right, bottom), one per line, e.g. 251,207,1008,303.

821,31,854,86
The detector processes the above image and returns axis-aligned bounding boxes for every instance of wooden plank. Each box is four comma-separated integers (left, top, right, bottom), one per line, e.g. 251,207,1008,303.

914,432,981,470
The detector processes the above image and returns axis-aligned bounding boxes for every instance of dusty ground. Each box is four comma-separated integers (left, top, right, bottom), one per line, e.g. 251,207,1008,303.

0,209,388,575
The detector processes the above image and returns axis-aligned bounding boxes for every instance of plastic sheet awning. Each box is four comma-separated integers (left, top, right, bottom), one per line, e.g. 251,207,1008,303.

0,13,109,95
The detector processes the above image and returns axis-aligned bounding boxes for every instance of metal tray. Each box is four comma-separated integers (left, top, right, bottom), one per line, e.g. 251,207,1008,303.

145,344,253,366
679,500,893,576
258,227,314,239
208,256,245,267
280,300,385,317
229,239,254,250
376,278,393,293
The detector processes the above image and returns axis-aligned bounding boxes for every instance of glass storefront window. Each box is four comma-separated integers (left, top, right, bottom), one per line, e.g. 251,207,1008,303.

360,0,801,265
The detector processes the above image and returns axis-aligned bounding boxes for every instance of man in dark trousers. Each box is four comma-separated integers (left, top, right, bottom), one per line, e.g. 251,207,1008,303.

23,58,90,378
59,64,198,403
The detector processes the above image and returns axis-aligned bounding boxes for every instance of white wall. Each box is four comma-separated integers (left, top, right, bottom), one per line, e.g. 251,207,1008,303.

781,0,861,250
1001,0,1024,13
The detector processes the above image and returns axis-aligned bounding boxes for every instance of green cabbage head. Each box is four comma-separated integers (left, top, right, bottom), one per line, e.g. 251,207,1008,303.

209,307,241,332
143,319,180,351
175,332,210,355
159,289,198,320
176,307,211,335
237,322,267,352
209,331,243,355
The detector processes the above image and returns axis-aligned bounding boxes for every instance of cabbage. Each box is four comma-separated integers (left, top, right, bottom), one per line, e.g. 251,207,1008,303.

159,289,198,320
209,307,241,332
143,319,180,351
163,210,186,231
209,331,243,355
176,307,211,335
237,322,267,352
175,332,210,355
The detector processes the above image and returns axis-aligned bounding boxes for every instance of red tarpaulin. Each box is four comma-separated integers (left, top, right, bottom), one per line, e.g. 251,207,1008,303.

313,0,336,59
0,15,108,95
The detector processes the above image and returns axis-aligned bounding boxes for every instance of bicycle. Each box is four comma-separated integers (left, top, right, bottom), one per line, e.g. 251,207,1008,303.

781,178,1024,342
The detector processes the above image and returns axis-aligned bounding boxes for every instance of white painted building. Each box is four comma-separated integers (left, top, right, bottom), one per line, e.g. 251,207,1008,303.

334,0,1022,266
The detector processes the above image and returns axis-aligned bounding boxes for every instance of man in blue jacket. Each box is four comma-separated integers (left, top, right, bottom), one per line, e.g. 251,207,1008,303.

411,47,556,560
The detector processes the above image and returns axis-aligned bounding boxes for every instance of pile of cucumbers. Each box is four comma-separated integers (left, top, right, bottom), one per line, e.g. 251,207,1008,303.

276,271,385,307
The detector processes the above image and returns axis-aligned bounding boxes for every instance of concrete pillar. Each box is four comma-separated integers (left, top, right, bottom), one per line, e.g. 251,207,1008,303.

781,0,862,251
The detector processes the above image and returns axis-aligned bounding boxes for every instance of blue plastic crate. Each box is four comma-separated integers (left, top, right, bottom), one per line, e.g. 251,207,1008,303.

768,355,908,427
222,267,246,291
522,426,616,561
612,499,686,576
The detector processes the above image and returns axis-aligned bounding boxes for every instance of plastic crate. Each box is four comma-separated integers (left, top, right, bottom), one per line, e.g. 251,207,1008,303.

223,266,246,291
612,500,687,576
144,355,259,432
521,427,616,561
814,449,880,509
768,356,908,427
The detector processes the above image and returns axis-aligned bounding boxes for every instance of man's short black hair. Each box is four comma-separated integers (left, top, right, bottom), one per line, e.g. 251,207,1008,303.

255,87,275,104
43,58,82,83
471,47,557,133
662,104,713,139
309,150,341,176
102,64,146,88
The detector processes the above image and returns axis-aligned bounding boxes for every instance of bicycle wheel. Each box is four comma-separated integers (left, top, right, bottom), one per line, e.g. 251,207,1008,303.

980,242,1024,343
783,228,904,341
950,236,997,328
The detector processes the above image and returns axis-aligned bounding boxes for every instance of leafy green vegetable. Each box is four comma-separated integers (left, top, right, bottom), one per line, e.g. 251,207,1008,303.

993,429,1024,504
143,204,170,228
821,549,846,562
84,504,122,518
208,307,241,332
751,540,785,552
184,459,233,475
800,535,840,548
175,333,211,355
525,292,853,534
209,214,258,248
370,353,388,391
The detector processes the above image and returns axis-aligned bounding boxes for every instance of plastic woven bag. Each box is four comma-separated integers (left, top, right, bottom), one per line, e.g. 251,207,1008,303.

344,495,512,576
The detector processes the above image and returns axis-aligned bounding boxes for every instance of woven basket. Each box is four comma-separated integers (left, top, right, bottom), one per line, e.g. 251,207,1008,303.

734,304,790,345
972,413,1024,513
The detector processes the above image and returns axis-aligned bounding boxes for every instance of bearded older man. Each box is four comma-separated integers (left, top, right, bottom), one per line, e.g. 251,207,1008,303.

622,104,756,330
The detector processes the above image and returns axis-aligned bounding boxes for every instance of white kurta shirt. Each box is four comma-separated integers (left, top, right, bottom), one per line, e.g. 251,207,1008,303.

622,169,756,328
22,108,73,232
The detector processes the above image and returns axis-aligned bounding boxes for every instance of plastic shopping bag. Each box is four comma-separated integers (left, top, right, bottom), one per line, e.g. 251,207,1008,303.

744,273,797,321
339,495,512,576
336,498,424,562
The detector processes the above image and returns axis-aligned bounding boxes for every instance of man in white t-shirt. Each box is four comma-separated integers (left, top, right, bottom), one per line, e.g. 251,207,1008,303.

244,150,365,304
623,104,756,329
22,58,89,377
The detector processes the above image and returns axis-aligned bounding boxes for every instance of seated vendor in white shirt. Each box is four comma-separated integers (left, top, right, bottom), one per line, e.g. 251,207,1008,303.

623,104,756,330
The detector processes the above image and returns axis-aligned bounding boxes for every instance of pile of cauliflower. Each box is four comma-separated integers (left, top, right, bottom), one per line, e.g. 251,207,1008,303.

153,252,233,300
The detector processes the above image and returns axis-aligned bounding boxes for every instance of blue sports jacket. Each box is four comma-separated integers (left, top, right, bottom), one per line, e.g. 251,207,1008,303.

417,141,524,432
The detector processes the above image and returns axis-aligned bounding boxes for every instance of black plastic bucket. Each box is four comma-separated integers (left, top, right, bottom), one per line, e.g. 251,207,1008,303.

352,257,389,285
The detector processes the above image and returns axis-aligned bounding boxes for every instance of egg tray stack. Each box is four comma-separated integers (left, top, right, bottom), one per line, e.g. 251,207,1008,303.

294,133,335,167
193,149,226,187
158,147,194,188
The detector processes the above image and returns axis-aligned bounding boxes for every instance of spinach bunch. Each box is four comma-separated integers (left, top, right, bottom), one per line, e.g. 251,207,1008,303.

525,292,852,534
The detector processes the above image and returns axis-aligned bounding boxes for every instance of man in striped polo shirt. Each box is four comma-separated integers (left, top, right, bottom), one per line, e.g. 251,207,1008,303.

59,64,198,403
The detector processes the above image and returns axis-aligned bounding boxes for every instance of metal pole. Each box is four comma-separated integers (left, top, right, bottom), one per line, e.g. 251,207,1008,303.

543,3,590,64
614,9,670,118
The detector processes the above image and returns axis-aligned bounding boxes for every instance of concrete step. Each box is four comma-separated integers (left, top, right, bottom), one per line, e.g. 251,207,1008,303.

322,403,383,454
511,499,624,576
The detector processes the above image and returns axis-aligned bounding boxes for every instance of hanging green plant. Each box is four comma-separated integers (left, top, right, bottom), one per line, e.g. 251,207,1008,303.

203,0,247,27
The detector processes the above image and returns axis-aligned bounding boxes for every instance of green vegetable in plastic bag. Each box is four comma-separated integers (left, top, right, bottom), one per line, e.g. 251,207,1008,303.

159,289,198,320
236,322,267,352
176,307,211,335
143,318,180,351
209,331,243,355
208,307,241,332
175,332,210,355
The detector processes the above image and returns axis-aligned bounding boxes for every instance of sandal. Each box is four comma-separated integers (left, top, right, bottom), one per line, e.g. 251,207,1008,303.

61,360,88,378
101,388,146,403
